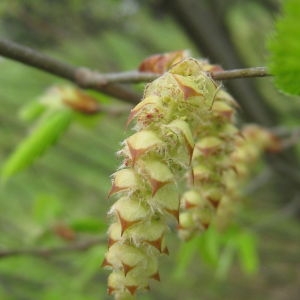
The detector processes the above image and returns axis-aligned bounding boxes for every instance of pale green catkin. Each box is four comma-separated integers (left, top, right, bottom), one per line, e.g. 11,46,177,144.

103,58,221,299
213,125,279,230
178,80,239,240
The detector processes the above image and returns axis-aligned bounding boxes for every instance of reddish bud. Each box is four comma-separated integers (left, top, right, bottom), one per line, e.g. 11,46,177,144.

53,223,76,241
139,50,189,74
63,90,100,114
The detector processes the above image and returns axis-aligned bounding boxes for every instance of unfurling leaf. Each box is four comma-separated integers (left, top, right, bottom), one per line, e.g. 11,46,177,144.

19,101,46,122
237,232,259,275
2,110,73,180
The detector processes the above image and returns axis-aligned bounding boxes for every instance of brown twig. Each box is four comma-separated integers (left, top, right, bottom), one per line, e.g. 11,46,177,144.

76,66,271,84
0,39,140,104
76,68,159,85
211,67,270,80
0,40,271,100
0,237,105,259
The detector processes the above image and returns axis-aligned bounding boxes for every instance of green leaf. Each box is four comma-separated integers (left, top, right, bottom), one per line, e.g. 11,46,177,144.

268,0,300,95
216,242,235,279
237,232,259,275
70,218,107,233
71,245,107,290
198,227,220,267
33,194,63,225
173,236,201,279
2,109,73,180
19,101,46,122
73,111,102,128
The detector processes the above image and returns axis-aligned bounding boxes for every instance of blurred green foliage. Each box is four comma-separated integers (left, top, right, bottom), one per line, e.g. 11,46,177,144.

0,1,299,300
268,0,300,95
2,109,73,180
174,226,258,280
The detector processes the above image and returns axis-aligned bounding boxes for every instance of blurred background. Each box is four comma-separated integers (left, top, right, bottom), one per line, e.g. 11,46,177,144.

0,0,299,299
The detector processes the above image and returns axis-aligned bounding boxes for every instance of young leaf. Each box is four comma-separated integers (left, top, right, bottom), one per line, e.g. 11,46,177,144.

198,227,220,267
237,232,259,275
70,218,107,233
268,0,300,95
19,101,46,122
173,236,202,279
2,109,73,180
72,245,107,290
33,194,63,225
216,242,235,279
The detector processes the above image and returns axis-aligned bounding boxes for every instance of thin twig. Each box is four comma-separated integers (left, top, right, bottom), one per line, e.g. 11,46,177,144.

0,39,140,104
0,237,105,259
0,40,272,96
211,67,270,80
75,67,271,85
87,67,271,84
76,69,159,85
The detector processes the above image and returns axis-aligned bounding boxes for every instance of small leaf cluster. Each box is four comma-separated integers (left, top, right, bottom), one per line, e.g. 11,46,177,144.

268,0,300,95
1,86,100,180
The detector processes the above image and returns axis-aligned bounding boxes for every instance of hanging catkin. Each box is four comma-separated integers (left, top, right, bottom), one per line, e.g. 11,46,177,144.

178,77,239,240
103,58,222,299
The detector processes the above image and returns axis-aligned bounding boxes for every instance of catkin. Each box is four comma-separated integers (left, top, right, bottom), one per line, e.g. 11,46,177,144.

178,61,239,240
103,58,222,299
213,125,279,230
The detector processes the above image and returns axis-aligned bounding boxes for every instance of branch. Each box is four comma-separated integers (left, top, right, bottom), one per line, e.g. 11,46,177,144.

78,66,270,84
211,67,270,80
0,237,105,259
0,40,271,100
0,39,140,104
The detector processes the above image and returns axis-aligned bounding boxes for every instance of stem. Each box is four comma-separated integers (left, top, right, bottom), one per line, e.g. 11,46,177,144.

0,39,271,104
0,40,75,80
75,67,271,85
211,67,270,80
0,237,105,259
0,39,140,104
